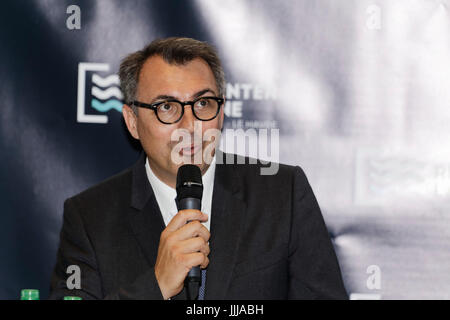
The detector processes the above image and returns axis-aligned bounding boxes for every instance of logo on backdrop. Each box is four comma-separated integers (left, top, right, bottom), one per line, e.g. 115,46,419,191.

77,62,123,124
224,82,277,130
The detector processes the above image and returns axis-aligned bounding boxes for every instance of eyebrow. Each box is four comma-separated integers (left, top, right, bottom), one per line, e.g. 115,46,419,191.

150,88,217,103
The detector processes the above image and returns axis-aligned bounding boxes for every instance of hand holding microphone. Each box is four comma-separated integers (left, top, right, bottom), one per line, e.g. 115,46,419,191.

154,165,210,300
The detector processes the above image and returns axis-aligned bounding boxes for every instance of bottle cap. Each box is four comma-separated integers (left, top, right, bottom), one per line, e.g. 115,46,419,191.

21,289,40,300
63,296,82,300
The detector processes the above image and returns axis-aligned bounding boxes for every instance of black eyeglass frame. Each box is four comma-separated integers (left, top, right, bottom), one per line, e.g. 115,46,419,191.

131,96,224,124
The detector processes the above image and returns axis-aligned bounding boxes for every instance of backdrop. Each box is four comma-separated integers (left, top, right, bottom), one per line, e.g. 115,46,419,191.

1,0,449,299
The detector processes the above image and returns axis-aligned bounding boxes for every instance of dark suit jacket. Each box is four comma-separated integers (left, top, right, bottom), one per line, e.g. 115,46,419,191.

49,152,348,300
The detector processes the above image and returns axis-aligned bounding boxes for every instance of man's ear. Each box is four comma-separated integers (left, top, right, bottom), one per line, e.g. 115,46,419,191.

122,104,140,140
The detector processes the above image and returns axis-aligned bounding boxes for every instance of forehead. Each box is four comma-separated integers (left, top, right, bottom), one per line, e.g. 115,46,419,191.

137,55,217,100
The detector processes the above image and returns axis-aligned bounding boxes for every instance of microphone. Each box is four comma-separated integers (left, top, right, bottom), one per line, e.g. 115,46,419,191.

176,164,203,300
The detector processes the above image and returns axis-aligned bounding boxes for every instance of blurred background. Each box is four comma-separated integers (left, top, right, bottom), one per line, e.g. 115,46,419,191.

1,0,449,299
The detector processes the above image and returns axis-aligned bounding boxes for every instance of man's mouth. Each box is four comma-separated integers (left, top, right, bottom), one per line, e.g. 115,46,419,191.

179,144,201,156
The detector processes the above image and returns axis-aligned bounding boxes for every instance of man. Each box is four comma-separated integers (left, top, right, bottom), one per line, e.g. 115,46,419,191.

49,37,348,300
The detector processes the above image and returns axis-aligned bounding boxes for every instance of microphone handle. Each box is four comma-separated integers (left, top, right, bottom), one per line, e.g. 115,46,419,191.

177,197,202,298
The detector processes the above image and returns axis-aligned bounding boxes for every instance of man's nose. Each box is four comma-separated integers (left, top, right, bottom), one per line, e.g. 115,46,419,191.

179,104,196,132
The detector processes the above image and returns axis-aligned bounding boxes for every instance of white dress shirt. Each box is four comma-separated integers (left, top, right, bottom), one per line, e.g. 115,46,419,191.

145,156,216,230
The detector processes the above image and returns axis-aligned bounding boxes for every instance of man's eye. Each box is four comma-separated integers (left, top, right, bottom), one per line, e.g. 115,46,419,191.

196,99,208,108
158,103,173,112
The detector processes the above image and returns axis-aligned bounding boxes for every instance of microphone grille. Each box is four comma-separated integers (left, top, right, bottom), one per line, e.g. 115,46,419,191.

176,165,203,201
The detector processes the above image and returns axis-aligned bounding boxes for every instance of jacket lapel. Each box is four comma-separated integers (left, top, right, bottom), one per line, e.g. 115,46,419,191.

128,153,165,268
205,152,247,299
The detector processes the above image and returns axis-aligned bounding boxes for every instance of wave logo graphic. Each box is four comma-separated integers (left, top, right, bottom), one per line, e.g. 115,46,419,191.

77,62,123,124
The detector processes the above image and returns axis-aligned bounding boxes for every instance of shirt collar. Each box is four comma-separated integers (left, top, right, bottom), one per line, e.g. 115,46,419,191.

145,155,217,225
145,156,216,192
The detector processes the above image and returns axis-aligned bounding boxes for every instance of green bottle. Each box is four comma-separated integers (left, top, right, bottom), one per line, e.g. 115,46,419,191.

63,296,82,300
20,289,39,300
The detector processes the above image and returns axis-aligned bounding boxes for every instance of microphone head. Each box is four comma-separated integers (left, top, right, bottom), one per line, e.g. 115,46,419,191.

176,164,203,201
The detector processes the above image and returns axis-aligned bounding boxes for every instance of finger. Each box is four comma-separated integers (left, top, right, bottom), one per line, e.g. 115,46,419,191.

184,252,208,270
200,256,210,269
173,220,210,242
166,209,208,232
178,237,210,255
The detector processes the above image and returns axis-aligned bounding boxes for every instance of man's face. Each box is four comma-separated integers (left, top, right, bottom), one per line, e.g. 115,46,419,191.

123,55,224,187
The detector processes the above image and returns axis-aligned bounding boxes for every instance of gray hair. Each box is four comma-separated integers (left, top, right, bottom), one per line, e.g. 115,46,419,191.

119,37,226,114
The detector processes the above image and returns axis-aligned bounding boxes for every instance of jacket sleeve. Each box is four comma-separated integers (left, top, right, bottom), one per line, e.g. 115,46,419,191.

48,198,165,300
288,166,348,300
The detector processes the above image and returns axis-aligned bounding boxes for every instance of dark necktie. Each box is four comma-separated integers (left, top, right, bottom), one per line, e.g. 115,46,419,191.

198,268,206,300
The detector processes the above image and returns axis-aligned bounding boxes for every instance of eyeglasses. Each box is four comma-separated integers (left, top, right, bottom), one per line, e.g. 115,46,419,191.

131,96,224,124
